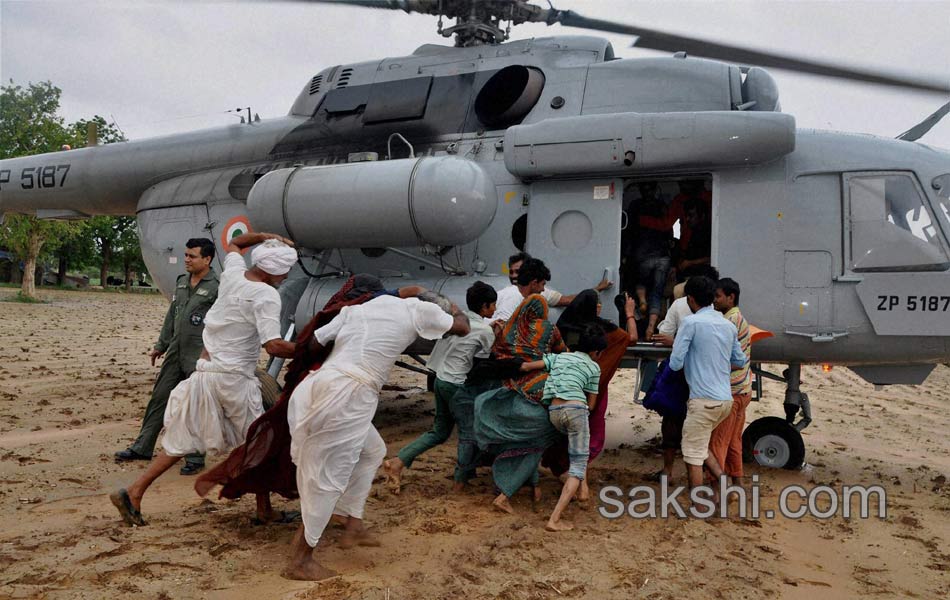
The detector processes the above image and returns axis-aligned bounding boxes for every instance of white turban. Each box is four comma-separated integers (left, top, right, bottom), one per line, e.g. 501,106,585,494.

251,239,297,276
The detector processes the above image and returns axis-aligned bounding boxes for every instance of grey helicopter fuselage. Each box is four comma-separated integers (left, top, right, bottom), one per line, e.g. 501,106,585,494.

2,35,949,384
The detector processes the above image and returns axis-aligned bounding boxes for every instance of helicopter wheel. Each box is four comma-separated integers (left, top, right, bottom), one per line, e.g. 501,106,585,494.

255,368,282,411
742,416,805,469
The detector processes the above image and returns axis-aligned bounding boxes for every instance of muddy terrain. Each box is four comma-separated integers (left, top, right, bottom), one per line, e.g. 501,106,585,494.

1,288,947,599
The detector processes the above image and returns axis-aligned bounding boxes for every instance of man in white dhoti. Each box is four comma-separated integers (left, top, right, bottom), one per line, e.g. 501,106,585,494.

110,232,298,526
284,291,470,581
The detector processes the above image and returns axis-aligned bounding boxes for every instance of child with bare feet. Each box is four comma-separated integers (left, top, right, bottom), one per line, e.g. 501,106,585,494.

521,323,606,531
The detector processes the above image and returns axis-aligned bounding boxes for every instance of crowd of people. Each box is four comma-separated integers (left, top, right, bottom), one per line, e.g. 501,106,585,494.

109,181,755,581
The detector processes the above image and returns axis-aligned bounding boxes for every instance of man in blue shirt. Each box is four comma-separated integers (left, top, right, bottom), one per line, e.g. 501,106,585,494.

668,276,748,493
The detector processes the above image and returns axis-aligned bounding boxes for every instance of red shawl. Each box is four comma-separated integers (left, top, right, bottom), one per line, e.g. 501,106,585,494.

194,277,377,500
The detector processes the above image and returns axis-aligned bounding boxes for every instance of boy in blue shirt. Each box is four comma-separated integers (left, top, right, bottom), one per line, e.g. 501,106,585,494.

522,323,607,531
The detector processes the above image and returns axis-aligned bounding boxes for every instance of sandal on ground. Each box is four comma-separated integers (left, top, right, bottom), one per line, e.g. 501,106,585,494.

109,489,147,527
251,510,301,526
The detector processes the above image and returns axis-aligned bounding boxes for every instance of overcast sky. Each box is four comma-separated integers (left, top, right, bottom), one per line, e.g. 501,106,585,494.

2,0,948,148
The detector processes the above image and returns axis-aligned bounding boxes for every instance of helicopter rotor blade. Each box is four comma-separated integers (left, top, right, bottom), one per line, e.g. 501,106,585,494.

538,8,949,94
289,0,440,15
897,101,950,141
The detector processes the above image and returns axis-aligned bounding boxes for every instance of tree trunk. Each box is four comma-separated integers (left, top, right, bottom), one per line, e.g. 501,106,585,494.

20,231,43,299
124,258,132,292
100,241,112,288
57,254,67,285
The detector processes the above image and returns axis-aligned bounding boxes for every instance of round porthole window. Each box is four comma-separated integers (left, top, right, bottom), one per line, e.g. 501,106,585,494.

551,210,593,251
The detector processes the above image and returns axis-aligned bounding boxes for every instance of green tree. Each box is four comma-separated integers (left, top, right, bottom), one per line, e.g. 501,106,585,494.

0,80,76,298
53,116,127,285
85,216,144,289
0,80,132,295
115,217,146,291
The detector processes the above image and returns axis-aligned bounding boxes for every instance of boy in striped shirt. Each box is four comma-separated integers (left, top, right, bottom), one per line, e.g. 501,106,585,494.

522,323,607,531
709,278,752,484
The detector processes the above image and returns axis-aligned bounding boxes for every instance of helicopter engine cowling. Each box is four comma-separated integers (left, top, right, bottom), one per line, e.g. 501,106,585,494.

504,111,796,179
246,156,497,249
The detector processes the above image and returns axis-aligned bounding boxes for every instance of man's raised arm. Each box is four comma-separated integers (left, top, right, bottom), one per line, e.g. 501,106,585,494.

227,231,294,255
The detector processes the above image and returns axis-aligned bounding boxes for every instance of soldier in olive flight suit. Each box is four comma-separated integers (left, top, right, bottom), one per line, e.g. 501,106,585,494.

115,238,219,475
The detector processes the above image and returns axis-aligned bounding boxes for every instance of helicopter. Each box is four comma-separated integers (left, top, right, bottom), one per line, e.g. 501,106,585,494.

1,0,949,470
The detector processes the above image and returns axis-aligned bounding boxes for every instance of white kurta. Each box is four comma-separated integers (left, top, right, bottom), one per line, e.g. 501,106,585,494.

289,295,454,547
161,252,282,457
491,284,563,321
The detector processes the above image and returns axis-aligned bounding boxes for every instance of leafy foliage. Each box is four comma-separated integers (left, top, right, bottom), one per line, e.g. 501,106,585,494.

0,80,142,296
0,80,71,159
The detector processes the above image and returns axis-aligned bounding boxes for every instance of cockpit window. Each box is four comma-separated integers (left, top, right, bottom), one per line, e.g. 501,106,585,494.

846,173,949,272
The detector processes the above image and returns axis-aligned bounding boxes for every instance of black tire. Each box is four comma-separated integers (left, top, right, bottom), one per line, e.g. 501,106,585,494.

255,368,282,411
742,416,805,469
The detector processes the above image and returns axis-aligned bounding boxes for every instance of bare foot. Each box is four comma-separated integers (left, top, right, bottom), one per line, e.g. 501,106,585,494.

339,529,381,549
531,486,543,512
255,493,276,523
545,520,574,532
383,458,403,495
492,494,515,514
283,558,338,581
578,480,590,502
329,514,348,528
452,481,465,493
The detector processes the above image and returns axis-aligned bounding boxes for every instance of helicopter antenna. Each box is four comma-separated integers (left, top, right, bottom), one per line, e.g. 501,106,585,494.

897,101,950,142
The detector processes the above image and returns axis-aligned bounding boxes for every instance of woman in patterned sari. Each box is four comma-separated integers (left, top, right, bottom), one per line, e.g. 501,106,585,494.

474,294,566,513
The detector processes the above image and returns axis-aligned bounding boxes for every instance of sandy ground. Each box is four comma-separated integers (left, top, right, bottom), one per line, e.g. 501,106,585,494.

0,288,948,599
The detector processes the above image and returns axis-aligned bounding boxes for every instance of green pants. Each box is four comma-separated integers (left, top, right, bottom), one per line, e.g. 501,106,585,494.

129,358,204,466
450,380,494,483
397,378,462,470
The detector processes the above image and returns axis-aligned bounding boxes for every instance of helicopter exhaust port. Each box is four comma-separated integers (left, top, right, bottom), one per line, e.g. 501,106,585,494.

246,156,497,249
474,65,545,128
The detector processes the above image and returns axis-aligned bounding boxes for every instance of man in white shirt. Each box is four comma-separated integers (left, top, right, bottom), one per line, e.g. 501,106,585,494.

110,232,298,527
648,265,719,482
285,290,470,581
384,281,497,494
492,252,611,321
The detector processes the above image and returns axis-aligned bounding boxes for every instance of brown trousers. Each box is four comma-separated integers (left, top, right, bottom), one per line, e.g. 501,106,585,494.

708,393,752,478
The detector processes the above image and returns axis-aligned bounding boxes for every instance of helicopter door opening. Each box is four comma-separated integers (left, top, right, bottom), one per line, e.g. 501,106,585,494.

618,177,713,325
526,179,622,312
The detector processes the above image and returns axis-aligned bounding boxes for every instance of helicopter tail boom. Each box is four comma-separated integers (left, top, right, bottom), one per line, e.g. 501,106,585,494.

0,117,306,220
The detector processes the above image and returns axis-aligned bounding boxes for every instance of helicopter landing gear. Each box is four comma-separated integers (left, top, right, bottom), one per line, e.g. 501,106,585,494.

742,416,805,469
743,363,809,469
